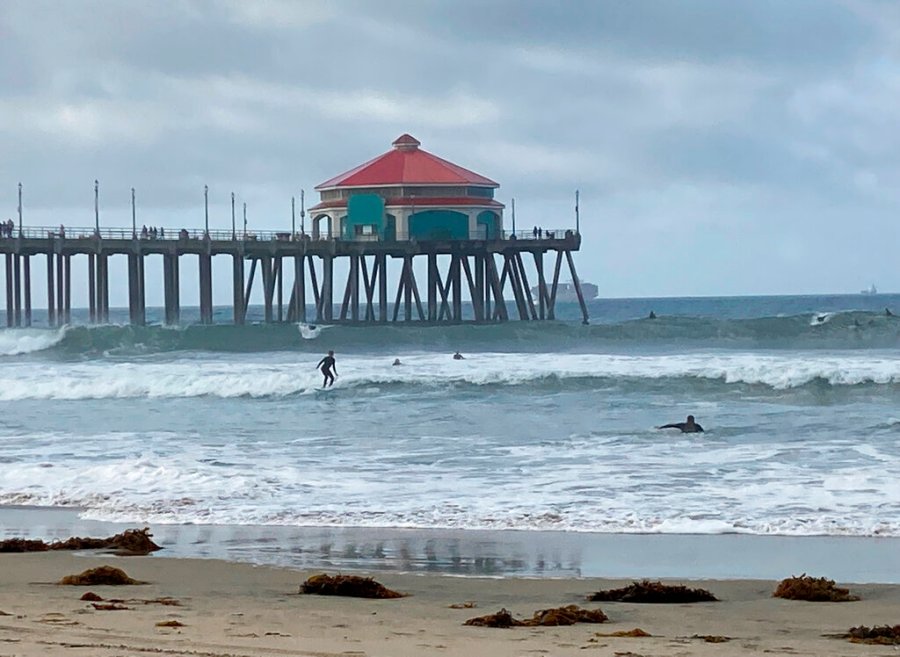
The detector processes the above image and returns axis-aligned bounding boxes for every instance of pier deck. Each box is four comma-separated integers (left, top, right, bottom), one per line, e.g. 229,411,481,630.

0,227,590,327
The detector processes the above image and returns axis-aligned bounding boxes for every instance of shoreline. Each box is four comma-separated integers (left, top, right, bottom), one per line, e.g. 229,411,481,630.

3,505,900,583
1,551,897,657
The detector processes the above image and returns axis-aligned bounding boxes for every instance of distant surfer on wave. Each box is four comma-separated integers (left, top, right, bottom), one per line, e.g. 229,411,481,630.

658,415,704,433
453,351,465,360
316,350,337,388
392,358,402,366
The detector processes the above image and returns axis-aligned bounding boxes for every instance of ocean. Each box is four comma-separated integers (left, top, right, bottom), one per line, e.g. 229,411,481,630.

2,293,900,575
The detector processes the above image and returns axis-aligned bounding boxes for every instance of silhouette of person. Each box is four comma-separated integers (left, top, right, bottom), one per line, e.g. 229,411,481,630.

658,415,704,433
453,351,465,360
648,311,657,319
392,358,402,366
886,308,893,317
316,350,337,388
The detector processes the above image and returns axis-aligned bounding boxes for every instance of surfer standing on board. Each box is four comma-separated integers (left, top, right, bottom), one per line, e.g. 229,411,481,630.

316,350,337,388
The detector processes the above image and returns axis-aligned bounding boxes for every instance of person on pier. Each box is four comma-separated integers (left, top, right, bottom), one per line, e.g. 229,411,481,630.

316,350,338,388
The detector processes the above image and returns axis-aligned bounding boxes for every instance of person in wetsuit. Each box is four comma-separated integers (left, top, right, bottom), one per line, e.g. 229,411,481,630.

658,414,704,433
316,350,337,388
453,351,465,360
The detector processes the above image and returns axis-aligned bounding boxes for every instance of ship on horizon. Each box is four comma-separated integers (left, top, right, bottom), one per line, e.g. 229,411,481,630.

531,280,598,303
861,284,878,295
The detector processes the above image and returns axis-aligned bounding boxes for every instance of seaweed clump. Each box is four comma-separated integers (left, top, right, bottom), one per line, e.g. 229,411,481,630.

58,566,145,586
589,580,718,603
595,628,651,637
0,528,161,556
464,608,522,628
844,625,900,645
0,538,49,553
465,605,607,628
300,574,405,599
773,574,858,602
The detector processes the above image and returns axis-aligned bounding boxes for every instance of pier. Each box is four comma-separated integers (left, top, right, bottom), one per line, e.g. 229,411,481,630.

1,135,593,327
0,226,589,327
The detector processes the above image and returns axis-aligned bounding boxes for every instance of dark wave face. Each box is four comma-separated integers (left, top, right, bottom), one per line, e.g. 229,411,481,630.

1,310,899,359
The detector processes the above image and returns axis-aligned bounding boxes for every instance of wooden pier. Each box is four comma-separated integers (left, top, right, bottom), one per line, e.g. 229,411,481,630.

0,227,590,327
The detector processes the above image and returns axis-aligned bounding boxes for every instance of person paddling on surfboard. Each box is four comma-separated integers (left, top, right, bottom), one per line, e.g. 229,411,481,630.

316,350,337,388
658,415,704,433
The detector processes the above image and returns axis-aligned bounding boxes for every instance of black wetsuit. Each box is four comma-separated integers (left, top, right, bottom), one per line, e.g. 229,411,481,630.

317,355,336,387
659,421,704,433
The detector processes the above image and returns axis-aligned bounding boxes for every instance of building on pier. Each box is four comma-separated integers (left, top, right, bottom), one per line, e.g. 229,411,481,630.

1,134,591,327
309,134,504,242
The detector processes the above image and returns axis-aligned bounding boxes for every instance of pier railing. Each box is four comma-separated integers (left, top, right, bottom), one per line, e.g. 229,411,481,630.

1,226,577,243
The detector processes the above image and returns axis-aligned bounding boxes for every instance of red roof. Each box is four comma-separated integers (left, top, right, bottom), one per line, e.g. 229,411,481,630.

315,135,499,189
309,196,505,213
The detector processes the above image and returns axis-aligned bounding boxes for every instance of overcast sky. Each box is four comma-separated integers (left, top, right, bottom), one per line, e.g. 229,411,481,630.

2,0,900,299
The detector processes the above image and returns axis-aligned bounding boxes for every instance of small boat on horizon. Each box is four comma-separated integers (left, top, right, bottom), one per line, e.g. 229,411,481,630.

861,284,878,295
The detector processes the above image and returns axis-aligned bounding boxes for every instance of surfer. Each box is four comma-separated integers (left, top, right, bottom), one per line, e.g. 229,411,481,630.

392,358,402,366
316,350,337,388
886,308,893,317
453,351,465,360
648,311,657,319
658,415,704,433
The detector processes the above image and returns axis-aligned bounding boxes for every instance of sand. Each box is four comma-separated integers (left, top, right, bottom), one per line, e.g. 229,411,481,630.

0,552,896,657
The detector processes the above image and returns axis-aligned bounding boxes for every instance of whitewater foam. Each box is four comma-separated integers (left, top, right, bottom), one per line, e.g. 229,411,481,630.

0,326,67,355
1,351,899,400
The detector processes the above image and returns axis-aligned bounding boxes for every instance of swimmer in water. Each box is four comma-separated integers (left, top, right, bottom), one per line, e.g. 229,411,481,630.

392,358,401,366
453,351,465,360
658,415,704,433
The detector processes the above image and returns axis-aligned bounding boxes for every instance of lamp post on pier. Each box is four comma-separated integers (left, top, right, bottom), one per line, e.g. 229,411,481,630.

291,196,296,238
300,189,305,235
17,182,22,237
243,202,247,239
204,185,209,236
131,188,136,238
94,180,99,236
511,197,516,235
575,189,580,235
231,192,236,240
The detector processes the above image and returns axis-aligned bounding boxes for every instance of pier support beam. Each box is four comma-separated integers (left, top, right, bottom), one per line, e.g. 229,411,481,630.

88,254,96,323
322,256,333,322
261,255,274,323
97,254,109,324
294,255,305,323
12,255,21,327
22,256,31,327
127,253,145,326
199,253,213,324
565,250,590,325
164,253,180,325
46,253,55,327
378,253,387,322
4,254,12,327
232,255,244,325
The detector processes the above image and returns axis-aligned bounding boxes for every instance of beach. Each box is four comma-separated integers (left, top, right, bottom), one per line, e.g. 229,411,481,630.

1,551,897,657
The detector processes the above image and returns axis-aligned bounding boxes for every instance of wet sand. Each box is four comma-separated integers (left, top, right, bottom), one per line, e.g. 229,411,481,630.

1,551,897,657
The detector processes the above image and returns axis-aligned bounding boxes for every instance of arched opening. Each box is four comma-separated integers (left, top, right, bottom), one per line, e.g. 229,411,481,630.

312,214,332,240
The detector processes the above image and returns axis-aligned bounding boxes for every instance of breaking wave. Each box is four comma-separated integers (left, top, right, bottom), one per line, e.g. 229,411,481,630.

1,351,900,400
1,309,900,359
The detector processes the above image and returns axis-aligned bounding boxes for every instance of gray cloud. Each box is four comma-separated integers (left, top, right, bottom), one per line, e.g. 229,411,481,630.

1,0,899,297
